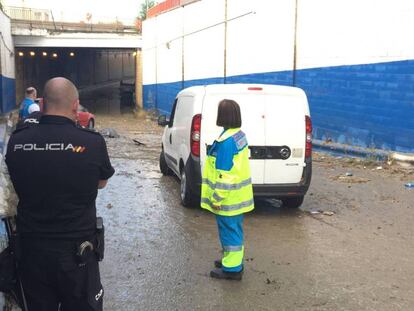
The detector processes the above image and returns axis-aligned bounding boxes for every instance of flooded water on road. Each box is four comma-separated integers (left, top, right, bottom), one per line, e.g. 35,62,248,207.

95,113,414,311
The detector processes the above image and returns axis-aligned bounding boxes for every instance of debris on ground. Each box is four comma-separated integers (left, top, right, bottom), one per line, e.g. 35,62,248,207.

405,183,414,188
345,172,353,176
116,171,134,178
309,210,321,215
89,114,414,310
265,278,281,290
376,166,383,170
132,139,147,146
331,175,370,184
308,210,335,216
106,203,113,209
99,128,120,138
266,278,278,285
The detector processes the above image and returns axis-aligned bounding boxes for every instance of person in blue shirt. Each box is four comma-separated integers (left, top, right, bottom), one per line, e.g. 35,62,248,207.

19,87,40,120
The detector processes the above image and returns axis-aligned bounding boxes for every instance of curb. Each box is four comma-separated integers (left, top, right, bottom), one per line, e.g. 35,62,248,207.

390,152,414,167
313,139,414,167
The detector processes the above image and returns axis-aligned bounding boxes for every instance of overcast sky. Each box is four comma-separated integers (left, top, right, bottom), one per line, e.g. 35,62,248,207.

4,0,148,23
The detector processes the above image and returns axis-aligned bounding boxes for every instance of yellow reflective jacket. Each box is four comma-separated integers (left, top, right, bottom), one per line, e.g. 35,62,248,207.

201,128,254,216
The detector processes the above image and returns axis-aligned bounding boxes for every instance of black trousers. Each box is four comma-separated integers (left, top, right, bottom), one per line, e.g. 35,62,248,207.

19,237,103,311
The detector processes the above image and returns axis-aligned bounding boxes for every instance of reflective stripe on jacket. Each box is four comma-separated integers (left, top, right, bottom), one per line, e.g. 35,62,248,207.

201,128,254,216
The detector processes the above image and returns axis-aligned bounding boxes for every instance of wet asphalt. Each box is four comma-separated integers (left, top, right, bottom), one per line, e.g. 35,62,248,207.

95,113,414,311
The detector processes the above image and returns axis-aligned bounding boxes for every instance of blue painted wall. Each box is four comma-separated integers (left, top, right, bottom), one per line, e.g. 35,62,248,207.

144,59,414,152
0,75,16,114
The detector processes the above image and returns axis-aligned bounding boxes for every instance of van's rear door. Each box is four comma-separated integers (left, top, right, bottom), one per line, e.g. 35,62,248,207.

263,92,305,184
201,89,265,184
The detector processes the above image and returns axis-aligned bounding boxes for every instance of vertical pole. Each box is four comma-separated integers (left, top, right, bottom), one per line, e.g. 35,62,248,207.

136,49,143,109
106,50,109,84
223,0,228,84
292,0,298,86
181,7,185,90
92,50,96,86
155,29,158,111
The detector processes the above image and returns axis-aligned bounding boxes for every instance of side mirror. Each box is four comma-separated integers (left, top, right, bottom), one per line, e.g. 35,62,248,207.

158,115,169,126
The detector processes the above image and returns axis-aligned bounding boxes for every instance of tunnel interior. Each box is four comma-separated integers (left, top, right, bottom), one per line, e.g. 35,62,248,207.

15,47,137,114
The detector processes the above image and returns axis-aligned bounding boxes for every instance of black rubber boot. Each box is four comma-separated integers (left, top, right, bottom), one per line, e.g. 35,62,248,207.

210,268,243,281
214,259,222,268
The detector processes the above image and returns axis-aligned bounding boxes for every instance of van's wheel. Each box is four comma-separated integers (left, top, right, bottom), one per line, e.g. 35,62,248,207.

159,150,172,176
180,169,197,208
282,196,304,208
87,119,94,129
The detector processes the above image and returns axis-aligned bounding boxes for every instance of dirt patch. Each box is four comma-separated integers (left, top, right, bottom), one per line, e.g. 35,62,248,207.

95,112,164,161
330,174,371,184
314,152,414,182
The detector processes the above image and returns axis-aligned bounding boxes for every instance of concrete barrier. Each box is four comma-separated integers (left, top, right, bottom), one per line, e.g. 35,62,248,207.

0,113,18,311
313,139,414,167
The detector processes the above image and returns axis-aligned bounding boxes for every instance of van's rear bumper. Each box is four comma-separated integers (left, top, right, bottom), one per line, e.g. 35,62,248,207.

253,161,312,198
188,158,312,198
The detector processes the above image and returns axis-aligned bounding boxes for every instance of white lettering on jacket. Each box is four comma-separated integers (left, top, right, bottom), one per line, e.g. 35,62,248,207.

14,143,78,152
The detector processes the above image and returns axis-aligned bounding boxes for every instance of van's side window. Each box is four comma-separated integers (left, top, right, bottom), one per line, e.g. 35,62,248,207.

169,99,178,127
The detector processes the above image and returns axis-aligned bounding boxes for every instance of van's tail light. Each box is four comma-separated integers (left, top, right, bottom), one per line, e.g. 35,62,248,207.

305,115,312,158
191,114,201,157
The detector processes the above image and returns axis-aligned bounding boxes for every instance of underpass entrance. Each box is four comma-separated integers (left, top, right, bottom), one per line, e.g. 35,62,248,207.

15,47,138,114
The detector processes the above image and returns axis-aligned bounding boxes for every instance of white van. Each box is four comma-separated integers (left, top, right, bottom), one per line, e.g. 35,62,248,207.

158,84,312,208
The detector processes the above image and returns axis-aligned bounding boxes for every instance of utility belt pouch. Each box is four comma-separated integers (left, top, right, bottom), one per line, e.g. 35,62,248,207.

76,241,94,266
4,217,21,262
95,217,104,262
9,233,21,262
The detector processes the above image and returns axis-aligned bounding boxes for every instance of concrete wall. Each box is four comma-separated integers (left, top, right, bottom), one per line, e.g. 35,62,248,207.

142,0,414,153
0,10,16,114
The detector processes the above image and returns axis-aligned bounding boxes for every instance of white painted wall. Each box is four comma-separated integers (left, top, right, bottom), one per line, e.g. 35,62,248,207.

143,0,414,84
142,15,158,86
297,0,414,69
182,0,224,81
143,0,296,84
13,32,142,48
227,0,295,76
156,8,183,84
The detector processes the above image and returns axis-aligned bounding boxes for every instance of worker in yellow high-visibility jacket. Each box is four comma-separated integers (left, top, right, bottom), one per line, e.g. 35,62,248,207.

201,99,254,281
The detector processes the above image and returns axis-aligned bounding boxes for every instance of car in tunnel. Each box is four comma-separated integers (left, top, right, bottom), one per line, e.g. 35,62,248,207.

35,98,96,129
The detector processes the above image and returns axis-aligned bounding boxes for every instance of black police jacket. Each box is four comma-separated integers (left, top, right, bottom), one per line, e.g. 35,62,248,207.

5,115,115,239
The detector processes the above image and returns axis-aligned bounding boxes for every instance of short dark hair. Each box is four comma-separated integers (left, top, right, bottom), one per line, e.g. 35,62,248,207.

25,87,36,97
216,99,242,128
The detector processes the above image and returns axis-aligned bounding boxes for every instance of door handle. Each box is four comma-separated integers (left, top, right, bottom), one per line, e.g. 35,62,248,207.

169,133,172,144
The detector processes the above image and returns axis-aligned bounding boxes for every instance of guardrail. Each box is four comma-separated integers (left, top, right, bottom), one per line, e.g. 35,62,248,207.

4,6,140,33
4,6,51,22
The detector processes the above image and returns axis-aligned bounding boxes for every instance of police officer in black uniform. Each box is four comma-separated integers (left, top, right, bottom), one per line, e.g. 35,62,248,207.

15,110,42,130
5,77,115,310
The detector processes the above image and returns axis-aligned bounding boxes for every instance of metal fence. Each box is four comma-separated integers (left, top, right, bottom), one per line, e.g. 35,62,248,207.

4,6,139,34
3,6,51,22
